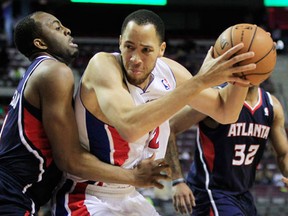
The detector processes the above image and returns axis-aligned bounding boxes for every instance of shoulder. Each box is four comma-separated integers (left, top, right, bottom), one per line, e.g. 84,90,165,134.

263,88,282,108
82,52,123,86
159,57,192,85
160,57,187,71
39,59,73,78
271,94,283,111
35,59,75,90
85,52,121,75
265,92,284,120
89,52,120,66
25,58,75,107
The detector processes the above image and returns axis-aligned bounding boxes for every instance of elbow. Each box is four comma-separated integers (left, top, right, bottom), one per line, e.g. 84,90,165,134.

117,125,142,143
228,112,241,124
119,132,140,143
56,157,87,177
114,115,149,142
53,152,83,175
224,115,239,124
54,159,69,173
214,113,239,125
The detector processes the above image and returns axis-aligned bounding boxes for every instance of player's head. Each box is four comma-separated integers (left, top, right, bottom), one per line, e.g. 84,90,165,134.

119,9,166,87
121,9,165,43
14,11,79,65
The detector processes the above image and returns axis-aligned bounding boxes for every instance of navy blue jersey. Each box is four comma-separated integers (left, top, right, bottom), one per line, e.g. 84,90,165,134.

187,87,274,194
0,56,62,214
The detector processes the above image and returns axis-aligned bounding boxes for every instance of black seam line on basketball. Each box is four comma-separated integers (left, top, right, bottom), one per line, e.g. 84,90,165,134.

230,26,237,57
230,26,234,47
254,44,275,64
248,25,257,52
243,71,272,76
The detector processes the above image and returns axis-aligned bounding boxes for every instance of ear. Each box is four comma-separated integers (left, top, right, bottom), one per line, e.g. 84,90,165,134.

119,35,122,51
33,38,48,50
159,42,166,57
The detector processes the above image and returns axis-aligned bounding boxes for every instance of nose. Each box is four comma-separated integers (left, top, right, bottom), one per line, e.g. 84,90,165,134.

130,54,140,63
64,27,71,36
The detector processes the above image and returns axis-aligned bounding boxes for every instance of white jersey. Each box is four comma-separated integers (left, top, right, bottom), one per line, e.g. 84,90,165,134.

52,53,176,216
75,53,176,173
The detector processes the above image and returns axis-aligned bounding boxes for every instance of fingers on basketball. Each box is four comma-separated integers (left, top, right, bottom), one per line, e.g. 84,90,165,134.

213,23,277,85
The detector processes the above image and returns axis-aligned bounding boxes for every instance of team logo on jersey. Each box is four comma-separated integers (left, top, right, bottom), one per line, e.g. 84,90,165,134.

228,123,270,139
10,90,20,109
264,107,269,116
148,127,160,149
161,78,171,90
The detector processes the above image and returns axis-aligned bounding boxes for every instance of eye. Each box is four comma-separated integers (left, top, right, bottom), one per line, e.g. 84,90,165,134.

125,44,134,50
143,47,152,53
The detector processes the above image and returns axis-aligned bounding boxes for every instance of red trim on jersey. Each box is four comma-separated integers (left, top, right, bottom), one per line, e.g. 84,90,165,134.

23,107,52,166
148,127,160,149
244,88,262,115
108,125,130,166
209,207,215,216
69,183,90,216
199,130,215,172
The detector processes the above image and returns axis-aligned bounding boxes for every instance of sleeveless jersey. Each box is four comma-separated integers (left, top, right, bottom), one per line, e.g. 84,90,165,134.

187,87,274,194
71,53,176,188
0,56,62,211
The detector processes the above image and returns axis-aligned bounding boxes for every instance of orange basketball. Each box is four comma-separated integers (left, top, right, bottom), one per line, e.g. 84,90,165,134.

213,23,277,85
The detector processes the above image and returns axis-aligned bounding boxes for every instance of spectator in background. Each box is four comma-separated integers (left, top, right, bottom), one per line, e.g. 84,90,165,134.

1,0,13,46
167,85,288,215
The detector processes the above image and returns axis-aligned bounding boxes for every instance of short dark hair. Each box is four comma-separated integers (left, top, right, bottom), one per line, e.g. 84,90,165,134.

14,11,44,59
121,9,165,43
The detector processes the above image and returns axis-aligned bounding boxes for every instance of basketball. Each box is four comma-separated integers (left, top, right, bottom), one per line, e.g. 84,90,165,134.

213,23,277,85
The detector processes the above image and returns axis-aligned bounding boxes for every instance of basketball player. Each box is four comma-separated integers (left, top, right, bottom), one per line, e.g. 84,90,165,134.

166,85,288,215
0,11,172,215
52,9,258,216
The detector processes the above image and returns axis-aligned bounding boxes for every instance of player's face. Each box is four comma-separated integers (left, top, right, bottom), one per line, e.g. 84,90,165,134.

33,12,79,64
119,21,166,89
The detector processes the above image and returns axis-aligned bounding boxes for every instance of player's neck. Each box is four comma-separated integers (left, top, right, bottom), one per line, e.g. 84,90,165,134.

245,87,259,107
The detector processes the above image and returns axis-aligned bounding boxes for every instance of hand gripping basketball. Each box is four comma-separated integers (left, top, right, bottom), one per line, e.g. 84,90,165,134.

213,23,277,85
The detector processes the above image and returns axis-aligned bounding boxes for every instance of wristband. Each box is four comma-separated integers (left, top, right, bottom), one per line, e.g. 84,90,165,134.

172,178,185,186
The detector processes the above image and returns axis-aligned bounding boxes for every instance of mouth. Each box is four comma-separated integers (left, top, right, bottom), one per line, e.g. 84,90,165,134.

130,67,143,74
69,38,78,48
131,69,141,73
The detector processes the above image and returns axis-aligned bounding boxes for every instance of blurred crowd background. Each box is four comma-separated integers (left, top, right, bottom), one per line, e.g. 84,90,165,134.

1,0,288,215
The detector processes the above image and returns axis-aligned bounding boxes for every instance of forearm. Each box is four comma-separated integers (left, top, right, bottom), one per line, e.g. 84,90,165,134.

47,112,136,185
111,76,206,142
65,149,171,189
67,149,136,184
277,155,288,177
218,84,248,123
165,133,185,180
187,84,248,124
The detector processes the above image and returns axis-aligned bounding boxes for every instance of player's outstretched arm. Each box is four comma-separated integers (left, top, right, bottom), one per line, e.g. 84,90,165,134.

163,43,254,125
